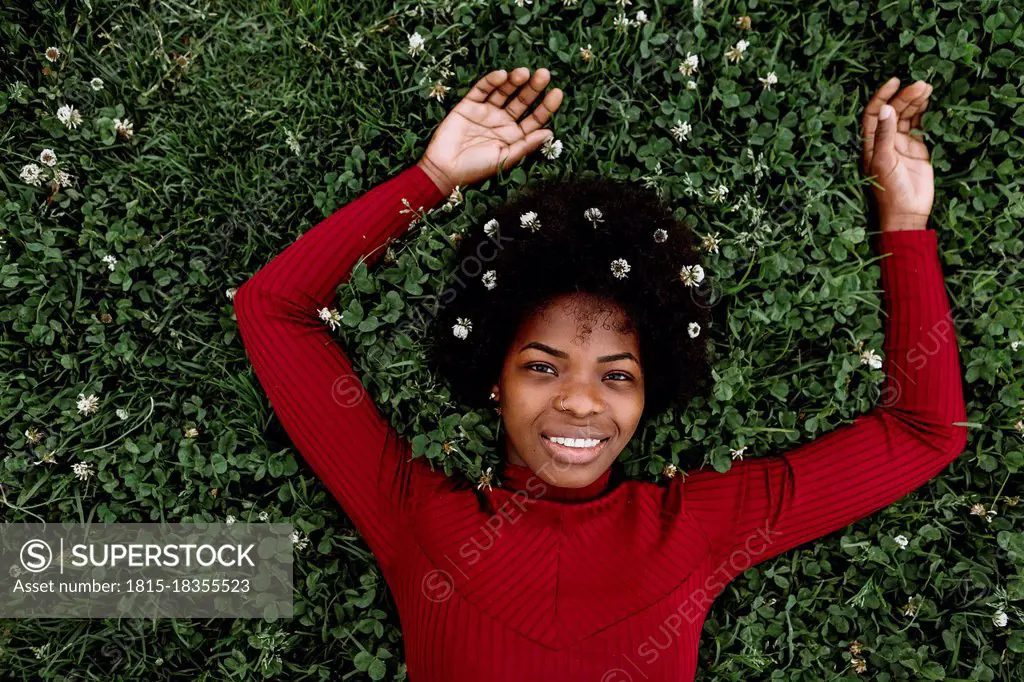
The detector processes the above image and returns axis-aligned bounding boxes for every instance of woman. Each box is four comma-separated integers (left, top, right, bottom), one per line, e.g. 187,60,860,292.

234,68,966,680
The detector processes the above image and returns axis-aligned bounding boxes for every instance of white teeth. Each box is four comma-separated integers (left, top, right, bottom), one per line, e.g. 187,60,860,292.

546,436,603,448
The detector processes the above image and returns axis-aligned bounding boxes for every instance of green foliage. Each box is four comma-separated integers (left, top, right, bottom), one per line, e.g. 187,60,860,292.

1,0,1022,679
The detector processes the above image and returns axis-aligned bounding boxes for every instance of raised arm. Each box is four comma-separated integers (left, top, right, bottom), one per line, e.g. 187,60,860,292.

233,68,564,570
678,77,968,588
680,228,968,585
233,163,447,570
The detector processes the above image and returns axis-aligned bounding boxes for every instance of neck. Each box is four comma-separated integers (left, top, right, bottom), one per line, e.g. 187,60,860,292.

501,460,615,502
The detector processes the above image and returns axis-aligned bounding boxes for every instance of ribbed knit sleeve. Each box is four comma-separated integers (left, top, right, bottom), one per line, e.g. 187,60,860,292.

233,163,448,571
681,229,969,585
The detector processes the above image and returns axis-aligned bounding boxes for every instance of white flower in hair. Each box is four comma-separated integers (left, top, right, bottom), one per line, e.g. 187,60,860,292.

452,317,473,339
484,218,499,238
584,207,604,228
482,270,497,290
653,228,668,243
678,264,705,287
610,258,631,279
520,211,541,232
687,322,701,338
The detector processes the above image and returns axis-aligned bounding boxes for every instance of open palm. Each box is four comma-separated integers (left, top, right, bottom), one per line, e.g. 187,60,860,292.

861,77,935,229
420,68,564,192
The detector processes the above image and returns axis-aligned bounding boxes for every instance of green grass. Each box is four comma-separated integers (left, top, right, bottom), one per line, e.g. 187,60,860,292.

1,0,1023,679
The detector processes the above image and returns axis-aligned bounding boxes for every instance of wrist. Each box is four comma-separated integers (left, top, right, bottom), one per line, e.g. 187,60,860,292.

880,213,930,232
417,157,454,197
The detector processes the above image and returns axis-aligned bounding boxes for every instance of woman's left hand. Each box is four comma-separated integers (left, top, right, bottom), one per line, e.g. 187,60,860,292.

861,77,935,231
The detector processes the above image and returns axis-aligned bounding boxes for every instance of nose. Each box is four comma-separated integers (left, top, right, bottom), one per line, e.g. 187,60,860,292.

555,380,605,416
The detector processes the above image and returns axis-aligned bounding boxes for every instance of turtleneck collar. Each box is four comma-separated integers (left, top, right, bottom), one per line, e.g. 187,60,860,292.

500,461,615,502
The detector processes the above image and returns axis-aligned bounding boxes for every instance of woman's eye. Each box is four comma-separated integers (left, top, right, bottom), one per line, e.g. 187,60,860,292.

606,372,633,382
527,363,555,375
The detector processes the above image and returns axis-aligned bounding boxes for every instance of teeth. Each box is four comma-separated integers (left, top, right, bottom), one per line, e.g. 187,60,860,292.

547,436,603,448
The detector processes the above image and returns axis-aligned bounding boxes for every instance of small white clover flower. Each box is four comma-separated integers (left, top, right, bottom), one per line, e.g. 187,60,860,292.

520,211,541,232
113,117,134,139
225,515,236,525
1011,340,1021,351
53,170,73,189
116,408,129,420
687,322,701,338
429,81,450,103
860,348,883,370
969,502,997,523
894,534,909,549
56,104,83,129
678,264,705,287
445,185,463,210
284,129,302,156
90,77,104,91
725,39,749,63
184,427,199,438
514,0,533,6
670,119,692,142
584,207,604,228
735,15,752,30
45,46,61,62
72,461,94,481
679,53,699,76
258,511,270,522
541,136,563,160
579,43,594,62
634,10,648,25
407,32,426,57
653,228,668,243
482,270,497,290
39,149,58,166
20,163,43,186
707,184,729,203
701,232,721,254
610,258,631,279
613,13,632,32
225,287,238,301
993,610,1009,627
290,531,310,550
483,218,499,238
730,446,747,461
452,317,472,340
686,79,698,90
317,307,342,331
32,642,51,659
77,393,100,415
102,254,118,271
477,466,494,491
759,72,779,90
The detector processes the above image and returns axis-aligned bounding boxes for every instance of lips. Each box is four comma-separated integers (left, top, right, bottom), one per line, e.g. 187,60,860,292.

541,434,611,464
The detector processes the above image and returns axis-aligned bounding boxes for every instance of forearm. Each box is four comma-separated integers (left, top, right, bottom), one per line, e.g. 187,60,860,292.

875,228,967,445
240,163,448,307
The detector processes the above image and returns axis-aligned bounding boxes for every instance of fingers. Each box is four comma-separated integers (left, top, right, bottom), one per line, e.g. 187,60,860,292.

485,67,530,107
519,87,564,136
871,104,899,180
500,129,554,172
503,67,553,121
862,77,901,171
898,83,933,133
465,69,516,104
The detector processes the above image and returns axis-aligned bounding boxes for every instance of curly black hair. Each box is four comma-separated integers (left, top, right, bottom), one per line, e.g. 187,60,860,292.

428,173,714,427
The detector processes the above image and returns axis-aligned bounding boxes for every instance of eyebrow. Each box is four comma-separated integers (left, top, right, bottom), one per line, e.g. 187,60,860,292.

518,341,640,365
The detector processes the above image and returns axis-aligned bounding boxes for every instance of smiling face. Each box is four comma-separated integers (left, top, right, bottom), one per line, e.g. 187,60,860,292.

490,292,645,489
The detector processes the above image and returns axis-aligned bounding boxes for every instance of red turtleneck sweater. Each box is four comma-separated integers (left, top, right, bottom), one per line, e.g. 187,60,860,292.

233,163,968,681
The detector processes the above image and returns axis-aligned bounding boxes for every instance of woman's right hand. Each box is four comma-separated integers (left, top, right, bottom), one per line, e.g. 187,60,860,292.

418,67,564,195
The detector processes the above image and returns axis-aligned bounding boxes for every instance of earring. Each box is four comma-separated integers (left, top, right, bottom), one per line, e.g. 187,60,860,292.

490,391,501,415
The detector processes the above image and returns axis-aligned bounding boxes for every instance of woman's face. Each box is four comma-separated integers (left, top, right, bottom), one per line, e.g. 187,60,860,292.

491,292,645,490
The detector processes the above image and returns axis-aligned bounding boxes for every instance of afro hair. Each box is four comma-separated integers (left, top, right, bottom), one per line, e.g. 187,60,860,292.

428,173,714,426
